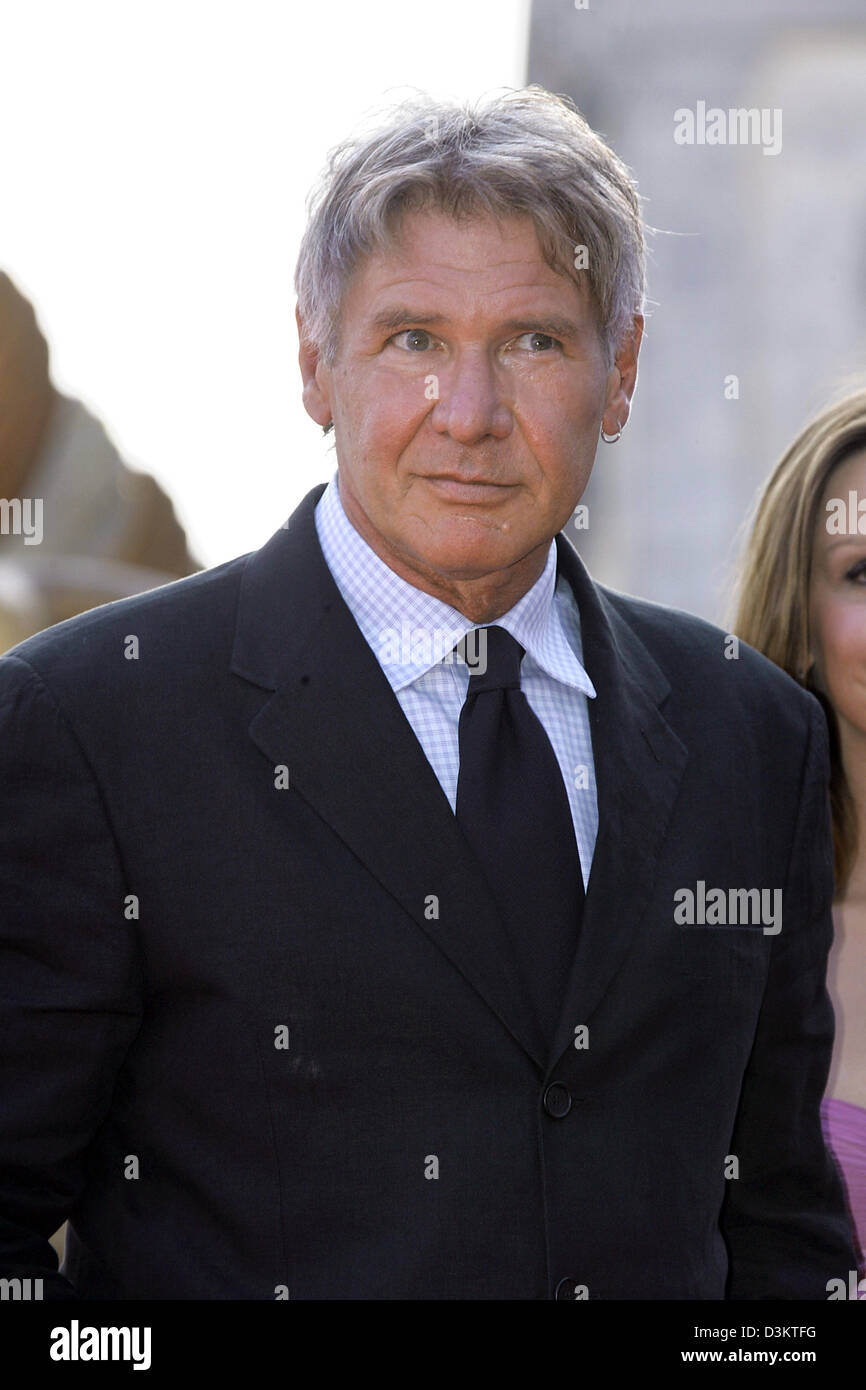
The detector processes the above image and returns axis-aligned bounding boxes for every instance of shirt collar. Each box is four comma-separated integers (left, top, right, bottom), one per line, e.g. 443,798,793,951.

315,471,596,699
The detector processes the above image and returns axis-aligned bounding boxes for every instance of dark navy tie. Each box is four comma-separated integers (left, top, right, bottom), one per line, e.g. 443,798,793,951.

455,625,585,1048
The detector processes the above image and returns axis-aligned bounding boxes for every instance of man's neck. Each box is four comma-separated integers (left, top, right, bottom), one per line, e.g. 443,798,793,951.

336,478,550,624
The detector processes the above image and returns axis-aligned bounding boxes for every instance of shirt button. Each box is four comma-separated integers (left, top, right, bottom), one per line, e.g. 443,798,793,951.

555,1277,581,1300
543,1082,572,1118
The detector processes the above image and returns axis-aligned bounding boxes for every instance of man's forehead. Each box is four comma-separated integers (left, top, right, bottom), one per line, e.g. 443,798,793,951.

346,208,585,316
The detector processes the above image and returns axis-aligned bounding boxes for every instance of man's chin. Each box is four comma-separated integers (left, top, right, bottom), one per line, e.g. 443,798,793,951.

405,539,539,586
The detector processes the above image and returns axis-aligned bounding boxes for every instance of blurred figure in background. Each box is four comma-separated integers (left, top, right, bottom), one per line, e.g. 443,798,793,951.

0,270,199,650
730,388,866,1284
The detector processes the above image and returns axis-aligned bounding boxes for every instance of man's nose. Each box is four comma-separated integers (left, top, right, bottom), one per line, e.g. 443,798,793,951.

429,350,513,442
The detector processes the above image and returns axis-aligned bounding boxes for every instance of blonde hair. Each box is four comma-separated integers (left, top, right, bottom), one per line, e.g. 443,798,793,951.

728,388,866,897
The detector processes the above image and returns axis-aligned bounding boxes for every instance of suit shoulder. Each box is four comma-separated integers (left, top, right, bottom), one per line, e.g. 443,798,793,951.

599,583,820,736
0,549,252,694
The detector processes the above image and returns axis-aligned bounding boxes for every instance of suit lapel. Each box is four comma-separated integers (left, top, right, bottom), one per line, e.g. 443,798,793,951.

231,485,689,1078
547,533,689,1071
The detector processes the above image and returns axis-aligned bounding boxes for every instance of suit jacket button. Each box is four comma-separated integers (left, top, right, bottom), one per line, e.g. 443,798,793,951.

555,1277,580,1300
543,1082,572,1118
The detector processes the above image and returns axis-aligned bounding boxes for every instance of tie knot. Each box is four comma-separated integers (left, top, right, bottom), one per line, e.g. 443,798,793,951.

459,625,524,693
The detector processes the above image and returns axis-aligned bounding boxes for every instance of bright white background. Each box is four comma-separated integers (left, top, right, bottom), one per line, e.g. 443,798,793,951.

1,0,530,565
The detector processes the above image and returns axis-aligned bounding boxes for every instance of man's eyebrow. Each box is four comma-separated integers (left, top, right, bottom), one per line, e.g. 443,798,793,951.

368,307,584,340
369,308,447,333
497,316,584,340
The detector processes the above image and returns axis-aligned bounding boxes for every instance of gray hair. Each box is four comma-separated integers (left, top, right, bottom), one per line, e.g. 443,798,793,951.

294,86,646,382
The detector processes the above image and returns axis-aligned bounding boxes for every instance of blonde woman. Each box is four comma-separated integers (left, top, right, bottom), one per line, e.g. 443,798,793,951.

730,389,866,1283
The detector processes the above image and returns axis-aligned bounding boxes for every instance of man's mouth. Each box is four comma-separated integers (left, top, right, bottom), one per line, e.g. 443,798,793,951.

422,474,514,502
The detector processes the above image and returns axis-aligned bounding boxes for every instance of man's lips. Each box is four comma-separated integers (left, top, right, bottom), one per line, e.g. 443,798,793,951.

421,474,515,502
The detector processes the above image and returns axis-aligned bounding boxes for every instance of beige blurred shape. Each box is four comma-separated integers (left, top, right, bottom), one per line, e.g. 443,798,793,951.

0,270,200,651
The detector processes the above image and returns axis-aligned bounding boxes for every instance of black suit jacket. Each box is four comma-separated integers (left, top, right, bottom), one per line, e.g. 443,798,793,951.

0,483,858,1299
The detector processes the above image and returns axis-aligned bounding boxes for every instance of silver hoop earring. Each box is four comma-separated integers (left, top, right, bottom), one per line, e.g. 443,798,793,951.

600,423,622,444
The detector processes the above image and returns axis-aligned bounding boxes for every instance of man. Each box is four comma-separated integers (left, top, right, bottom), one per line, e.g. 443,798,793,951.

0,87,857,1300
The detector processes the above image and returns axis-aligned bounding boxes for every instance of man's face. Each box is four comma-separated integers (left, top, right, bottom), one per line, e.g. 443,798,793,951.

300,208,641,614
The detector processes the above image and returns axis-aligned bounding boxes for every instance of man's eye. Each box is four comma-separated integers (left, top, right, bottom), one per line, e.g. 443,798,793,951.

514,332,560,353
391,329,435,351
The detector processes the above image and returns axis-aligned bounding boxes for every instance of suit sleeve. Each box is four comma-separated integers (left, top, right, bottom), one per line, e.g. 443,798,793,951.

720,696,860,1298
0,653,143,1299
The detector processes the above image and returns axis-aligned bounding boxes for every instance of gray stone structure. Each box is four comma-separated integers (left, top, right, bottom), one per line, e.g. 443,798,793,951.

528,0,866,622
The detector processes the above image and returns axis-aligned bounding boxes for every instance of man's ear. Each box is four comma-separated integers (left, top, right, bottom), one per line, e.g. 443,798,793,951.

601,313,643,438
296,304,333,429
